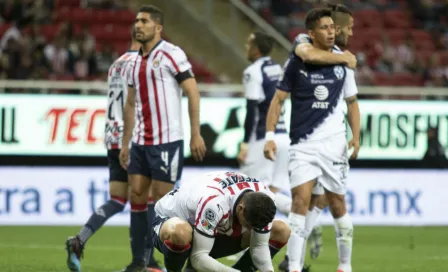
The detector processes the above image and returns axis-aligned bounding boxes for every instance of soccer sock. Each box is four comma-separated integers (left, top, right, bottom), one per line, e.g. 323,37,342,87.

299,206,322,264
130,203,148,265
232,240,286,271
287,212,307,271
274,191,292,215
334,213,353,272
78,197,126,245
144,197,156,265
162,240,191,272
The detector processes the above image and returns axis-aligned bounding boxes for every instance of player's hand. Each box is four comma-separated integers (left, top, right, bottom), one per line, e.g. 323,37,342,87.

264,140,277,161
237,143,248,165
190,134,206,162
343,50,357,69
348,139,360,160
119,146,130,169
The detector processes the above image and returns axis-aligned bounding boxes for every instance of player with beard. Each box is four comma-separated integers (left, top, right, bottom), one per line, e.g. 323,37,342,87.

119,5,206,272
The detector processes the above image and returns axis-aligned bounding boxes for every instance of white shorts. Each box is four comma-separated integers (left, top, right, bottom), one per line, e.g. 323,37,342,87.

289,134,349,195
240,133,289,190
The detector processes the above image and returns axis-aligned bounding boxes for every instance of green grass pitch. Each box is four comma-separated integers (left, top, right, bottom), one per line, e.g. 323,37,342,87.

0,226,446,272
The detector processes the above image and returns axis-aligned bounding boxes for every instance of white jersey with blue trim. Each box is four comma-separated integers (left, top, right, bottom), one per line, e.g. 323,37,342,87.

243,56,286,141
278,33,358,144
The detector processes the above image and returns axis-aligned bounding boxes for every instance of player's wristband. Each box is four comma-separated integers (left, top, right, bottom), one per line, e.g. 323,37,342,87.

265,131,275,141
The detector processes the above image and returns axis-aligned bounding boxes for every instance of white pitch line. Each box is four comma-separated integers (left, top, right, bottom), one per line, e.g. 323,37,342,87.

0,243,129,252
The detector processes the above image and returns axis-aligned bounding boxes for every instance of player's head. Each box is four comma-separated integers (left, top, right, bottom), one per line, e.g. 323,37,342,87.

328,4,354,48
235,191,276,230
305,8,335,50
135,5,163,44
245,31,274,62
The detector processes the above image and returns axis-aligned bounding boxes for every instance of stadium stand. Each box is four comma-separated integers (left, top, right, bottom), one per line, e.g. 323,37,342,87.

0,0,217,91
243,0,448,87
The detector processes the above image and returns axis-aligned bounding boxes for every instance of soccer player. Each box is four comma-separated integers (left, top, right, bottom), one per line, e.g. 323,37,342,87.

119,5,207,272
65,28,143,272
237,31,291,216
151,171,290,272
278,5,359,270
264,8,359,272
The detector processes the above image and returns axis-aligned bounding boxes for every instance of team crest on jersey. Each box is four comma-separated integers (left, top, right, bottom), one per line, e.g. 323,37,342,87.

201,208,217,230
205,208,216,221
153,59,160,68
333,65,344,80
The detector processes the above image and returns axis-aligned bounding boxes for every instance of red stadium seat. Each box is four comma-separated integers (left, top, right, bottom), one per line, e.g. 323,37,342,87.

355,10,383,28
116,10,136,24
387,29,406,45
374,72,395,86
393,72,421,86
383,10,413,29
288,27,306,43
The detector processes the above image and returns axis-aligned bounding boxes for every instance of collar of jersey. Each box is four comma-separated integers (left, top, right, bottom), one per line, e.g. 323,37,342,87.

138,39,164,58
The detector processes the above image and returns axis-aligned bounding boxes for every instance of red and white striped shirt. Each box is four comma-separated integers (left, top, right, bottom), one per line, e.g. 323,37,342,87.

127,40,192,146
105,50,138,150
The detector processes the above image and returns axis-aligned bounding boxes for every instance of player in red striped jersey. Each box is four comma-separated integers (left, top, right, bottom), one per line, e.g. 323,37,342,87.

65,28,143,272
119,5,206,272
152,171,290,272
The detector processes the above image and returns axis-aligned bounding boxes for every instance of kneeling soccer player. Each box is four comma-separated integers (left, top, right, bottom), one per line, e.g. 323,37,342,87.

152,171,290,272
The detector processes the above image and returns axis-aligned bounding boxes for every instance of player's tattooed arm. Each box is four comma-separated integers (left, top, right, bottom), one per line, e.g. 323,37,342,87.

295,43,357,69
345,95,360,159
266,90,288,133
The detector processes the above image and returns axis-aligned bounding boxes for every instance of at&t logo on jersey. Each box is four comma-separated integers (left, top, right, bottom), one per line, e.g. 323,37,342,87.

312,85,329,109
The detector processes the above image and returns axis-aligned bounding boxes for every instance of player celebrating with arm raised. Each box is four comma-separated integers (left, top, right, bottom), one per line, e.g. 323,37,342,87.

151,171,290,272
65,28,142,272
264,8,358,272
119,5,206,272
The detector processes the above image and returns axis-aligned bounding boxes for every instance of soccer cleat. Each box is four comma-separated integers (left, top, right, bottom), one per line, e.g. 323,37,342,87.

65,236,84,272
147,257,164,272
120,262,147,272
278,255,288,272
309,225,323,259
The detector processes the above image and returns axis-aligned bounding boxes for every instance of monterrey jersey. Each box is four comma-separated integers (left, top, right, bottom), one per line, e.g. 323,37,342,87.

127,40,192,146
277,35,358,144
155,171,275,238
105,50,138,150
243,56,286,140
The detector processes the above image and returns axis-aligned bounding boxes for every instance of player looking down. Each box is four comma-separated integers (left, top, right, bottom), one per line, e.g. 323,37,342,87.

152,171,290,272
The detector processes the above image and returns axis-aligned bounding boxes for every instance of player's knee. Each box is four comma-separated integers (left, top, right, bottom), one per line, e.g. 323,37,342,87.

270,220,290,244
291,193,309,214
162,218,193,246
328,198,346,218
315,195,328,210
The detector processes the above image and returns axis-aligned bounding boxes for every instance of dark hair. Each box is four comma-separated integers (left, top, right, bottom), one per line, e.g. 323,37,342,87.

243,192,276,230
305,8,333,30
328,4,352,16
139,5,164,25
252,31,274,56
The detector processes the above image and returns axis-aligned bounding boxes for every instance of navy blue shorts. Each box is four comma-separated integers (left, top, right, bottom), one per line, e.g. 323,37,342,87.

127,140,184,183
152,215,243,259
107,149,128,182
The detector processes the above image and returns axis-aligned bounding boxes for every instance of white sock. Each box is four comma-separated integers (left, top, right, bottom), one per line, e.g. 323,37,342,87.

334,213,353,272
298,207,321,266
274,192,292,215
287,212,306,272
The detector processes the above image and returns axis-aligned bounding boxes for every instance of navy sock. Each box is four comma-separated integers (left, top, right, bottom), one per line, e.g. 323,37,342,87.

78,197,126,245
232,240,286,271
162,240,191,272
130,204,148,265
145,198,156,265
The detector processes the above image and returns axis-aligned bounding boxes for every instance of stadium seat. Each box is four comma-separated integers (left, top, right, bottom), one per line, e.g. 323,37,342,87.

355,10,383,28
56,0,80,8
439,51,448,66
116,10,136,24
374,72,395,86
383,10,413,29
393,72,422,86
387,29,407,45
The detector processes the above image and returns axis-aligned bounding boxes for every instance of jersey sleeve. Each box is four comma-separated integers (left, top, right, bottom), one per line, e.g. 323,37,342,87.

343,68,359,98
126,58,137,87
166,46,192,75
194,195,226,238
243,67,264,100
291,33,311,53
276,57,296,93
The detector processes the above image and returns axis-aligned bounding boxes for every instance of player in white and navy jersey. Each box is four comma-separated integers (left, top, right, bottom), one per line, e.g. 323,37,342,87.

237,32,291,216
264,8,359,272
65,29,142,272
151,171,290,272
119,5,206,272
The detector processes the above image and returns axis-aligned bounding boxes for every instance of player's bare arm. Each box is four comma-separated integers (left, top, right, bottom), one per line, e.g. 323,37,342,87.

182,78,207,162
119,86,136,169
190,230,239,272
249,231,275,272
264,90,288,161
346,95,360,160
295,43,356,69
